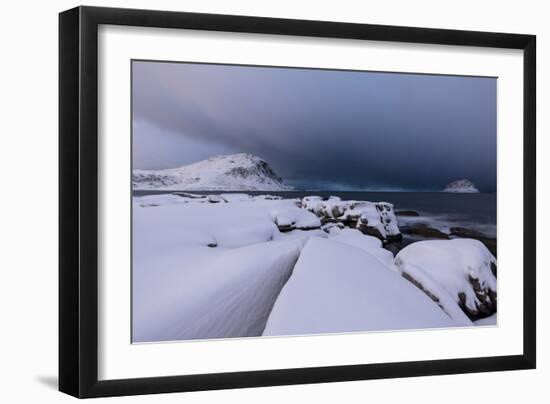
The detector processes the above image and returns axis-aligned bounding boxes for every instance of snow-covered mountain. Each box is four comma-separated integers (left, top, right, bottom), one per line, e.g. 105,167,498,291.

442,179,480,193
133,153,294,191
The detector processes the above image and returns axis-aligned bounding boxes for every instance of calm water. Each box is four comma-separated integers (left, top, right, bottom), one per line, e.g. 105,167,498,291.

134,190,496,235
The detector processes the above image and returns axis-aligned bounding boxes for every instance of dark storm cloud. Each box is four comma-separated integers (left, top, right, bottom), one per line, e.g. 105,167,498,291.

132,61,496,192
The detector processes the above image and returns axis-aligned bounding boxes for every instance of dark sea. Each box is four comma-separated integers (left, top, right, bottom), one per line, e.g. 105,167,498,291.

133,190,496,237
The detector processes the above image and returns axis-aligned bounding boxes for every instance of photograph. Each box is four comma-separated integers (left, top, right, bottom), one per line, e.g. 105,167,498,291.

131,60,498,343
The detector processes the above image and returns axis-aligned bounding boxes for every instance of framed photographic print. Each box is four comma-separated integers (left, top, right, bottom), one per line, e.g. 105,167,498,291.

59,6,536,398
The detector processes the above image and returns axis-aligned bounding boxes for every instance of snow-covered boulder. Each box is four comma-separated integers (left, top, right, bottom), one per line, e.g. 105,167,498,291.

133,153,293,191
263,238,457,336
442,179,480,193
395,239,496,319
354,201,401,242
302,196,402,242
301,195,324,212
271,206,322,232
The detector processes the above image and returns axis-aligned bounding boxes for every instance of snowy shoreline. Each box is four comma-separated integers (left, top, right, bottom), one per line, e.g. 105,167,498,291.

132,192,497,343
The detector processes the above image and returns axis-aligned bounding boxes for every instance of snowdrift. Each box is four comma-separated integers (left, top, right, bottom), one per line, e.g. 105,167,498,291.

133,239,301,342
263,238,457,336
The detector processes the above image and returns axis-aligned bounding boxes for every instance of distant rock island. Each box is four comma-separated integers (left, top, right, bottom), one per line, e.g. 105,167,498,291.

133,153,294,191
442,179,480,193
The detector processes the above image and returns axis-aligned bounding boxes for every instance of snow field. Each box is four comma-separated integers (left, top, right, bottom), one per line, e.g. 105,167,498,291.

132,194,496,342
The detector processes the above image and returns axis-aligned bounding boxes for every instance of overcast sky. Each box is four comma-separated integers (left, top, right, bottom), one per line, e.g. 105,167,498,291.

132,60,496,192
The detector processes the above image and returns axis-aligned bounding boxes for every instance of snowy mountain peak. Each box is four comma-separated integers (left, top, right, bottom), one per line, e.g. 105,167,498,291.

133,154,294,191
442,179,480,193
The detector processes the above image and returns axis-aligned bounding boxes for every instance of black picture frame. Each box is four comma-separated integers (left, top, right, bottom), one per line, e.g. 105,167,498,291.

59,5,536,398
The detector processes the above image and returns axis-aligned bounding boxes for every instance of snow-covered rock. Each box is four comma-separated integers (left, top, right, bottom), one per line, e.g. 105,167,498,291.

395,239,496,319
271,206,322,232
263,237,457,336
133,153,293,191
442,179,480,193
302,196,401,242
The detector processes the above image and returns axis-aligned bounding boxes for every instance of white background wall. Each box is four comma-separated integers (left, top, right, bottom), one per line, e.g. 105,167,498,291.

0,0,546,402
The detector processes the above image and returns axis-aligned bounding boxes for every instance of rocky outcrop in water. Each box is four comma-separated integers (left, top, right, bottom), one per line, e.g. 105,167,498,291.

442,179,480,193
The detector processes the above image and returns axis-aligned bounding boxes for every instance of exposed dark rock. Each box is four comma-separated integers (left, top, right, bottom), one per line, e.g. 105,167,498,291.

343,217,359,228
356,222,403,244
296,225,322,231
479,239,497,258
331,205,345,219
449,227,497,257
276,223,294,232
477,302,492,315
455,277,497,320
395,210,420,217
450,227,486,238
489,290,497,310
400,223,450,239
276,220,321,233
385,233,403,243
402,272,440,303
458,292,480,316
207,195,227,203
383,237,418,256
357,224,384,240
172,192,205,199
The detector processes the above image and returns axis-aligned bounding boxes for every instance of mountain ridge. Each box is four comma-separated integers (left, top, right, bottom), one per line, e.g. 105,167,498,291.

133,153,294,191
